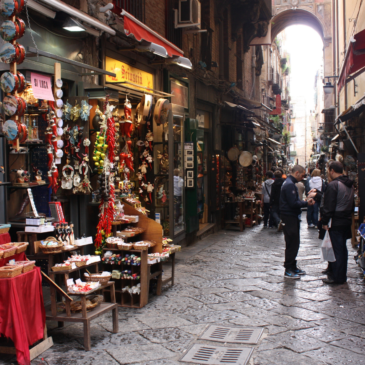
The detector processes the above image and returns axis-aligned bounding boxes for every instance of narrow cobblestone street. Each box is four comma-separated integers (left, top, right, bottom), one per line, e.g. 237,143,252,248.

14,219,365,364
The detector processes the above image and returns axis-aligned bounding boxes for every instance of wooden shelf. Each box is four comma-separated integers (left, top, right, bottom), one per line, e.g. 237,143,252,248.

68,282,114,296
51,262,99,275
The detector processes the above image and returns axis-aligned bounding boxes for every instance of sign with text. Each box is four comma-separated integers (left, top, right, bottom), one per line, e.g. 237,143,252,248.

31,73,54,101
105,57,154,91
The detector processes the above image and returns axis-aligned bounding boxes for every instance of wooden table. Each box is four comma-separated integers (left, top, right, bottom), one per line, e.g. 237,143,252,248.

223,201,245,232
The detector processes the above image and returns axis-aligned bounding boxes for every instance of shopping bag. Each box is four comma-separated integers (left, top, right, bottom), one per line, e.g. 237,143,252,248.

320,231,336,262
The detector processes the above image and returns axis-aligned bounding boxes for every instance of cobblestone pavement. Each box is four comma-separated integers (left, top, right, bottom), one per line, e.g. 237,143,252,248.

3,216,365,365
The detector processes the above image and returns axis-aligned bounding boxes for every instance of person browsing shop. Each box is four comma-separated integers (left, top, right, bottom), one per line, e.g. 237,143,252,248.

270,170,285,229
261,171,274,228
280,165,315,279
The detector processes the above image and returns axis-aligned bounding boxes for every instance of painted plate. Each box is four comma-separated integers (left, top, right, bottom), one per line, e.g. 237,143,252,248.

3,119,18,141
228,146,240,161
57,119,63,127
0,43,16,64
57,139,64,149
3,95,18,116
56,98,63,108
56,89,63,98
55,79,63,88
56,109,63,118
0,20,17,42
239,151,253,167
0,0,16,17
0,72,17,93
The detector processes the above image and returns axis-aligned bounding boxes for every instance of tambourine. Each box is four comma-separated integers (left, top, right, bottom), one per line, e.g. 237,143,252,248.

0,20,18,41
153,98,170,126
18,122,27,143
14,43,25,64
57,127,63,136
3,119,18,141
55,79,63,88
57,139,64,149
140,94,153,124
57,119,63,127
56,109,63,118
55,149,63,159
3,95,18,116
17,72,25,92
15,18,25,38
16,96,26,116
0,43,17,63
56,89,63,98
0,0,25,17
0,71,18,93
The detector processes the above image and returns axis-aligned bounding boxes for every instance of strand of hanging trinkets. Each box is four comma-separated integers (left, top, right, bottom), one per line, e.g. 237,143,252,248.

94,98,116,250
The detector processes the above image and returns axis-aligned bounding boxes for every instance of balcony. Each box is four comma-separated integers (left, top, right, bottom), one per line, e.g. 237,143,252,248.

290,151,297,156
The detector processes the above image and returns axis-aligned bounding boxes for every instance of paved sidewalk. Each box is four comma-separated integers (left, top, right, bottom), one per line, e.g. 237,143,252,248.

3,217,365,365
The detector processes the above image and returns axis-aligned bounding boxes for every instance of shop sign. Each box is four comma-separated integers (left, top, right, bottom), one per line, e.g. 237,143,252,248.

31,72,54,101
105,57,154,91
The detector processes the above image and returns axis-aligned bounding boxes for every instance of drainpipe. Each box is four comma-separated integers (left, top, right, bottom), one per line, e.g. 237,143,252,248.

332,0,337,117
343,0,348,109
336,0,340,111
250,48,256,99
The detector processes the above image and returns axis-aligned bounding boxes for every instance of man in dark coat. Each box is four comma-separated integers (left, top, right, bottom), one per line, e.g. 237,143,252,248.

280,165,315,279
309,161,354,284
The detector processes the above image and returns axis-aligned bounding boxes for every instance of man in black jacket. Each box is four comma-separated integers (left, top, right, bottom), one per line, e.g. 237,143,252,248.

309,161,354,284
280,165,314,279
270,170,285,228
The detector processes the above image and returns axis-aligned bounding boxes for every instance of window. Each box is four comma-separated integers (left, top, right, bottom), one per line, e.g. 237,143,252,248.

165,0,182,49
112,0,145,22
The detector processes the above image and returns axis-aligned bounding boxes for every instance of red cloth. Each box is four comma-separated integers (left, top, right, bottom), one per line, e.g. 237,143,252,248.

338,29,365,92
0,233,11,245
122,11,184,57
0,252,26,268
0,267,46,365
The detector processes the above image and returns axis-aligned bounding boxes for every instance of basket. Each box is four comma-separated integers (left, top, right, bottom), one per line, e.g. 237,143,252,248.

52,265,71,272
118,243,133,250
133,243,149,251
0,265,23,278
62,245,77,251
120,227,145,238
2,246,17,258
14,242,29,254
22,261,35,273
39,237,63,254
84,273,111,285
0,224,11,234
74,261,87,267
0,251,3,259
106,242,118,249
116,232,127,239
57,295,103,313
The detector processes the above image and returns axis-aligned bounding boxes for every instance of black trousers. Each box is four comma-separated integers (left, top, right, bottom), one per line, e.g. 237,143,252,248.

281,214,300,270
329,229,348,284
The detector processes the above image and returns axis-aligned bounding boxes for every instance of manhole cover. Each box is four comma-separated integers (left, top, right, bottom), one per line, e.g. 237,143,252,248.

200,325,263,344
180,344,253,364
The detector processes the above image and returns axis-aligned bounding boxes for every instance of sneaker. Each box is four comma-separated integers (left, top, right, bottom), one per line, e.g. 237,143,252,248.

314,226,318,229
284,270,301,279
293,268,306,275
308,224,315,228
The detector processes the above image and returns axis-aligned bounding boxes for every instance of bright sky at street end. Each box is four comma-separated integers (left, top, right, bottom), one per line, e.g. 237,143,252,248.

280,25,324,111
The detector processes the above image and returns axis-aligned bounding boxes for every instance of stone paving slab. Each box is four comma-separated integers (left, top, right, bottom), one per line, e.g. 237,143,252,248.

1,215,364,365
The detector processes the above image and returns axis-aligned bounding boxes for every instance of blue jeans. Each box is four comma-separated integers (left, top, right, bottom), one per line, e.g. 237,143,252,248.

271,205,280,227
329,229,349,284
307,202,319,226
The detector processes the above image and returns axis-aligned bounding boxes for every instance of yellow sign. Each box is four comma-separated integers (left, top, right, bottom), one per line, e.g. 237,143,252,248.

105,57,154,91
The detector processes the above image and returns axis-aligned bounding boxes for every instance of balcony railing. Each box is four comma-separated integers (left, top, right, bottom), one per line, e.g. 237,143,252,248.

113,0,145,22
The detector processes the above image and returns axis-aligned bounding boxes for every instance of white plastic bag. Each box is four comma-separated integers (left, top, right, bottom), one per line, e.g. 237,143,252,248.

320,230,336,262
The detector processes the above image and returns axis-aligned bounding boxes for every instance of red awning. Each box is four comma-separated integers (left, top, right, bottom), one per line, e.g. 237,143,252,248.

120,10,184,58
338,29,365,92
270,95,282,115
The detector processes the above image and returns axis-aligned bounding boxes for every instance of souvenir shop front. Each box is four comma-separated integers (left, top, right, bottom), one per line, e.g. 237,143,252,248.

0,4,186,363
217,103,282,231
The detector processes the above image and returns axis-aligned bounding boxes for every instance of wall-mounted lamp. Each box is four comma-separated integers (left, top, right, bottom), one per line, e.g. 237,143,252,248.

63,17,85,32
323,76,339,95
166,56,193,69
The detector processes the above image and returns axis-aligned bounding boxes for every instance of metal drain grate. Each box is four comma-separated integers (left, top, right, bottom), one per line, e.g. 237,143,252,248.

180,344,253,365
200,325,263,344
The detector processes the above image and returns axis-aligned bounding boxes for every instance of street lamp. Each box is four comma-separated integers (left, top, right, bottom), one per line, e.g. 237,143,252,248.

323,76,339,95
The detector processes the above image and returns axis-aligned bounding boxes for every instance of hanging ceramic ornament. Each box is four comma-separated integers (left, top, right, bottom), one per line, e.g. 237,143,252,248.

80,100,92,121
70,103,80,121
63,101,72,120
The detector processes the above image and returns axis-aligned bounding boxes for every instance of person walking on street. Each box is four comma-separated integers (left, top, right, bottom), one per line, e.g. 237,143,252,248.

305,168,315,228
270,170,285,229
308,162,354,284
280,165,315,279
261,171,274,228
307,169,325,228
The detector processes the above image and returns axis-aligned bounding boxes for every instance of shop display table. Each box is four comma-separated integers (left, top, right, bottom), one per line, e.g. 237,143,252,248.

0,266,52,365
45,281,118,351
223,201,245,232
0,232,11,245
